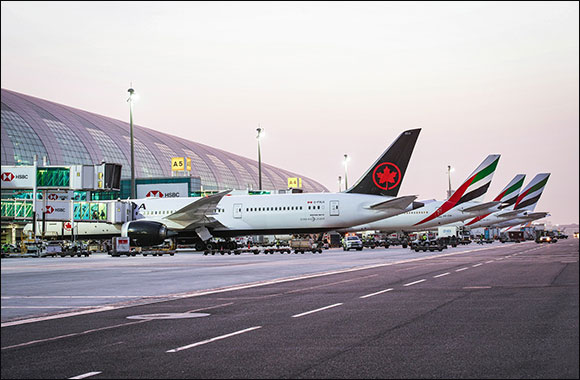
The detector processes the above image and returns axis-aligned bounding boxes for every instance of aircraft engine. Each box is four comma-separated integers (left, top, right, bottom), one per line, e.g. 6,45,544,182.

121,220,176,247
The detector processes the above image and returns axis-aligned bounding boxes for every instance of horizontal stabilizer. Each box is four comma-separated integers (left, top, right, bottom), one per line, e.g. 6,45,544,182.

496,210,522,219
167,190,231,228
368,195,418,211
525,211,550,219
462,201,501,213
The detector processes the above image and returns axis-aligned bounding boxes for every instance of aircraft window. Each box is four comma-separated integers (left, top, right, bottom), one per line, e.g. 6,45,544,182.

308,206,311,210
300,206,303,210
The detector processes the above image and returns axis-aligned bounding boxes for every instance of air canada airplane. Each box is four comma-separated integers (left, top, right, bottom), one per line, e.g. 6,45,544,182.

339,154,502,234
454,173,550,230
121,128,424,248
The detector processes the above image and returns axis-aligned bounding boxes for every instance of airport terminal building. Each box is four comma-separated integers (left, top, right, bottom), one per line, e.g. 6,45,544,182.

1,88,327,193
1,88,328,244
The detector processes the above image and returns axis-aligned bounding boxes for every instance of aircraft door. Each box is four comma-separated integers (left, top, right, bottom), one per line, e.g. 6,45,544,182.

330,200,339,216
233,203,243,219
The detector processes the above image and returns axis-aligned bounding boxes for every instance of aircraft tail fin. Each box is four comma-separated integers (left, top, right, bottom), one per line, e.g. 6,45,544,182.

494,174,526,210
513,173,550,211
449,154,500,206
412,154,499,227
346,128,420,197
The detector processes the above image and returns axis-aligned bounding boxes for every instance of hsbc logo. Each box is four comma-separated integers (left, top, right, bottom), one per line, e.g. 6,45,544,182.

1,172,30,182
48,194,58,200
1,172,14,181
45,205,55,214
146,190,164,198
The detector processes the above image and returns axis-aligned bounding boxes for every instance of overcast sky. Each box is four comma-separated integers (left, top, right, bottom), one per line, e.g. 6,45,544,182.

1,1,578,225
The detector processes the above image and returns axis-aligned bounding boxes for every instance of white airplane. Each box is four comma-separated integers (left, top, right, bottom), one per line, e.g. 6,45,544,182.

121,128,424,248
459,173,550,230
339,154,502,234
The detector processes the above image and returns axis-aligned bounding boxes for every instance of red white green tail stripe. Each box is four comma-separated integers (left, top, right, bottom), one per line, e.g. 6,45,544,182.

465,174,525,226
414,154,500,226
513,173,550,211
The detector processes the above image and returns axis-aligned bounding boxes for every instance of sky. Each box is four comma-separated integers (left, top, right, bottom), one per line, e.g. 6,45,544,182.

1,1,578,225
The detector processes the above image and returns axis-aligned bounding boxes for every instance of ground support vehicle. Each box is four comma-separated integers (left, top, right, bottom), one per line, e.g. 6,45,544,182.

2,243,19,257
536,231,558,244
342,236,363,251
362,239,380,249
438,236,459,248
291,239,323,254
410,238,446,252
500,231,525,243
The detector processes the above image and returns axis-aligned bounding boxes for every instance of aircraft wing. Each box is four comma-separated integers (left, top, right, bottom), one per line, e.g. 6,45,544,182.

461,201,501,213
368,195,418,211
165,190,231,229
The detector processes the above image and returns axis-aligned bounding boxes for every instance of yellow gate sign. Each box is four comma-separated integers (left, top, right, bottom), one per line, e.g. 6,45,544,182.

288,177,302,188
172,157,185,171
186,157,192,171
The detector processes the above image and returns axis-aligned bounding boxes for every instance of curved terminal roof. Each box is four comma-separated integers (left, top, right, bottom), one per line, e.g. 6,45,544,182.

1,88,328,192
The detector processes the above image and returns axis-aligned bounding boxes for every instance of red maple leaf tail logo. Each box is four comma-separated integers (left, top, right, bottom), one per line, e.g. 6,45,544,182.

376,167,397,185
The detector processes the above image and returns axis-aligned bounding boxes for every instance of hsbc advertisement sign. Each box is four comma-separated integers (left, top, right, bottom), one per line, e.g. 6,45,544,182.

137,183,188,199
1,166,35,189
34,201,71,221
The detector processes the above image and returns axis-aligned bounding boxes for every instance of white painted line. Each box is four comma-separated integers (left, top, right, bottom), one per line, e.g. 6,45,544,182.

2,320,148,350
403,279,426,287
68,371,102,379
1,243,512,328
433,272,450,278
485,260,494,264
166,326,262,353
455,267,468,272
472,263,482,267
496,258,504,260
360,288,393,299
292,303,343,318
1,306,99,309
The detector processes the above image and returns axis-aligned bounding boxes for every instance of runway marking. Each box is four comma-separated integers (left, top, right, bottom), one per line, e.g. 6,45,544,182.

360,288,393,299
433,272,450,278
68,372,102,379
1,306,100,309
472,263,482,267
1,296,169,299
292,303,343,318
403,279,426,287
1,320,149,350
455,267,468,272
285,275,377,294
485,260,494,264
463,286,491,289
1,243,517,328
166,326,262,353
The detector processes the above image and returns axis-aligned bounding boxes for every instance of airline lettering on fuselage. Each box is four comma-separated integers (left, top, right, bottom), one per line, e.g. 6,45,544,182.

373,162,401,190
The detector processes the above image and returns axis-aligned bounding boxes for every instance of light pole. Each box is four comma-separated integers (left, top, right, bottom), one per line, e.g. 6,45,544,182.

256,127,264,190
343,154,350,190
447,165,455,199
338,176,342,192
127,87,136,199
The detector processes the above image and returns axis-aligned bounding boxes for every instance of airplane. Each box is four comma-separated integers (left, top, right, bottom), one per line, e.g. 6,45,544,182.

338,154,502,234
118,128,425,249
458,174,527,229
458,173,550,230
